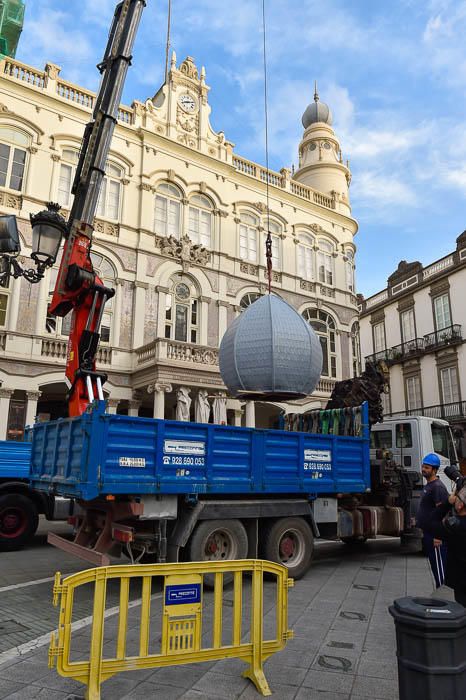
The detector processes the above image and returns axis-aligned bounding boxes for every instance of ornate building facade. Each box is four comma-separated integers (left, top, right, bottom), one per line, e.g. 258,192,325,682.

0,53,359,439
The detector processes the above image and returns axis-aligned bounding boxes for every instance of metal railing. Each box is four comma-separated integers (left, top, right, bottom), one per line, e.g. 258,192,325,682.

385,401,466,421
365,325,463,366
49,560,293,700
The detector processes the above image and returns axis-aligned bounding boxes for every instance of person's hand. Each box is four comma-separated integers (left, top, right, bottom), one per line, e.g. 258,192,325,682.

448,493,457,505
433,538,442,548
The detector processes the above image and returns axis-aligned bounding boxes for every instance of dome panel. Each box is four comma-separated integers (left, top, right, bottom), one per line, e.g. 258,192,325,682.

302,101,333,128
219,295,322,400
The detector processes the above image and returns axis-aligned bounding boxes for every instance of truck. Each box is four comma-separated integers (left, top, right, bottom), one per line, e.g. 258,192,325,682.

27,400,437,579
0,439,71,550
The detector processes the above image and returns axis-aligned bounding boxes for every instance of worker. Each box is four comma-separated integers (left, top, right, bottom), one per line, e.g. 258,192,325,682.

416,453,449,589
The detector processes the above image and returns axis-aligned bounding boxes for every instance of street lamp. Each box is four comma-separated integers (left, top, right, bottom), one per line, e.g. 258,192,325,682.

0,202,67,284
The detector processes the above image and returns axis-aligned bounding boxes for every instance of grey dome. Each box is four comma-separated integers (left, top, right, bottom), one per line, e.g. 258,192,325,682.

219,294,323,401
302,83,332,128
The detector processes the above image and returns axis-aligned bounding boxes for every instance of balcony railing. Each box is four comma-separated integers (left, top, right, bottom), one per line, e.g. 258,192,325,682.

136,338,219,367
365,325,463,366
385,401,466,421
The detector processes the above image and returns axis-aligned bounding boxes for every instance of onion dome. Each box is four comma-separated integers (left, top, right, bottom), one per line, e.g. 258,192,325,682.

219,294,322,401
302,82,333,128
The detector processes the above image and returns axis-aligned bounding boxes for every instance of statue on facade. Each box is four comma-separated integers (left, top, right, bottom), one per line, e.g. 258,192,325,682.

195,390,210,423
175,386,191,421
213,391,227,425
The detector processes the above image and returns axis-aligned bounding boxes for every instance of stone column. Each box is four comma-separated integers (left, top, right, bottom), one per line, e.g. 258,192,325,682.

127,399,141,417
34,276,49,335
25,391,41,428
245,401,255,428
148,382,172,419
156,286,169,338
234,409,243,427
217,300,229,342
0,388,14,439
7,276,22,331
107,398,120,415
112,279,123,348
199,296,210,346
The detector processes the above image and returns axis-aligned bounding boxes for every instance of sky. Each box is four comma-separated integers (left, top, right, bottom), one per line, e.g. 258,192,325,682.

16,0,466,297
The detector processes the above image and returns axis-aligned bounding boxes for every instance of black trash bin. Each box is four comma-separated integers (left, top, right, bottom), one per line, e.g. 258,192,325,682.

389,597,466,700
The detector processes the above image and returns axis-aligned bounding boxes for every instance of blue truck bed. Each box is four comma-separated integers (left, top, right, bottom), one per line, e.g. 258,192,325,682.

0,440,32,480
29,402,370,501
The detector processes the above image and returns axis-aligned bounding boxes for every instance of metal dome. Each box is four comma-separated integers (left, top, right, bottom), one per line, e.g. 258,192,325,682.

219,294,323,401
302,83,333,129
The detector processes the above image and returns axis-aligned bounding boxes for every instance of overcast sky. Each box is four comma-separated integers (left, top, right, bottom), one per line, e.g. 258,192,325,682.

17,0,466,296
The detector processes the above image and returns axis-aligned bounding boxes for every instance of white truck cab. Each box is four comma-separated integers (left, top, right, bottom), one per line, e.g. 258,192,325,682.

370,415,457,491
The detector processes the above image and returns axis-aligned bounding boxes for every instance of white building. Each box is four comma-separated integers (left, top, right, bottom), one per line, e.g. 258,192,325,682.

0,53,359,439
359,233,466,435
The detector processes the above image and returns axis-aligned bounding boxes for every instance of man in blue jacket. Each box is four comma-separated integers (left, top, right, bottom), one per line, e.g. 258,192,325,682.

416,453,449,588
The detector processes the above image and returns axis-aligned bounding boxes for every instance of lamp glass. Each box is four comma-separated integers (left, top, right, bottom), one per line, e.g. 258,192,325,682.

31,222,62,264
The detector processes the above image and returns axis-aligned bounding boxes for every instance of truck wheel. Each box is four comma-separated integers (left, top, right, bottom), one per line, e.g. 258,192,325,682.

188,519,248,586
0,494,39,551
262,517,313,579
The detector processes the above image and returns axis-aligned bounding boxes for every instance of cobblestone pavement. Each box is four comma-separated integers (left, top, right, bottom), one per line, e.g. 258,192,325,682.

0,519,441,700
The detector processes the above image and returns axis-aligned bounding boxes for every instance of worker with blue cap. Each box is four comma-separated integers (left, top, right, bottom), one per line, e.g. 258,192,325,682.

416,453,449,588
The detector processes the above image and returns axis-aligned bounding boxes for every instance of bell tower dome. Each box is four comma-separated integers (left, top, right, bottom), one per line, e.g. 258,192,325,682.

293,83,352,216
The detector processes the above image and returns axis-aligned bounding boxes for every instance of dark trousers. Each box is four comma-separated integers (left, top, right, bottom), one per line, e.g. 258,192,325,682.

454,587,466,607
423,533,447,588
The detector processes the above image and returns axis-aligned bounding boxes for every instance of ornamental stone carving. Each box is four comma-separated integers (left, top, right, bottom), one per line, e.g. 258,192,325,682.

240,262,258,276
179,56,199,80
300,280,315,292
157,233,211,268
0,191,22,210
94,219,119,237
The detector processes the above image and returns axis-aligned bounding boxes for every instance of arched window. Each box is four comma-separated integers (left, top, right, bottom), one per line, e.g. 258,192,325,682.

346,249,355,292
188,194,212,247
165,274,199,343
0,126,28,192
239,212,258,262
46,252,116,342
263,220,281,269
302,308,337,378
297,232,315,281
317,240,334,286
58,150,123,220
351,321,361,377
240,292,262,310
154,182,182,238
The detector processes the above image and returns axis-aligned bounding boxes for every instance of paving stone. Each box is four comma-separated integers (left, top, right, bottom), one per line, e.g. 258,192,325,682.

351,674,398,699
192,671,249,699
1,687,69,700
120,681,185,700
239,682,298,699
295,688,350,700
356,658,397,680
0,663,49,684
301,669,354,694
146,664,209,689
0,681,25,700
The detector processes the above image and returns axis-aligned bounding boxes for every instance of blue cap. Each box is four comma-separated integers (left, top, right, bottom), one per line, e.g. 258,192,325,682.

422,453,441,469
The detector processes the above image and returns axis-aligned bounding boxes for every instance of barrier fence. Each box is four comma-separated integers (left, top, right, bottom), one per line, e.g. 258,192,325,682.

49,559,294,699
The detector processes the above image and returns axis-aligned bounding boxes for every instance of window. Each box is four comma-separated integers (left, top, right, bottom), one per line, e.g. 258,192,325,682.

405,376,422,411
351,322,361,377
188,194,212,247
297,232,314,281
302,308,337,378
0,274,10,326
433,294,451,330
239,213,258,263
58,150,123,220
0,127,28,192
440,367,460,405
97,163,122,220
263,221,281,269
317,240,334,285
396,423,413,448
431,423,456,461
345,249,355,292
165,274,199,343
381,388,391,416
373,321,386,353
154,182,182,238
370,430,392,450
240,292,262,310
401,308,416,343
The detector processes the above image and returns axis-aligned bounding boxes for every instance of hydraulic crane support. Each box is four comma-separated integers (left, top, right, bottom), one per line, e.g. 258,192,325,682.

48,1,146,416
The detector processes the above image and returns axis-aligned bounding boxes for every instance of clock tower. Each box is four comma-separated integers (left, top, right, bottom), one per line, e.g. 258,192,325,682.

142,53,232,160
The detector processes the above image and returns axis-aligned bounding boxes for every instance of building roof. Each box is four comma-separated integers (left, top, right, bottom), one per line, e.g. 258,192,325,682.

302,82,333,129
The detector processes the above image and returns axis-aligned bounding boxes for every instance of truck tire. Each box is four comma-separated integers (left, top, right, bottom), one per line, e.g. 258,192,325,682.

0,493,39,551
262,517,313,579
188,519,248,586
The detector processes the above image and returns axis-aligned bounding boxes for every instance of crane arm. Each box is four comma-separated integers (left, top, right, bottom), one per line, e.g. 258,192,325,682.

48,0,146,416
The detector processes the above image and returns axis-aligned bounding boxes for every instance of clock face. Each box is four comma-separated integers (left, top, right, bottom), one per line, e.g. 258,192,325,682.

175,283,190,300
179,93,197,113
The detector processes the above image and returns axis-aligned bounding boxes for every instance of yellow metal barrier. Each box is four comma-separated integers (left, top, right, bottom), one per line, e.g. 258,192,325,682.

49,559,294,699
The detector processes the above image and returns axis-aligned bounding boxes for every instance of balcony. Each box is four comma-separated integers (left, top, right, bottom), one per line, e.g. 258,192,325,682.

386,401,466,421
365,324,463,366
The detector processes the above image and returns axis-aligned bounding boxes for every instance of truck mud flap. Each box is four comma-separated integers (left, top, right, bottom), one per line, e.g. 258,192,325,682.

48,532,110,566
